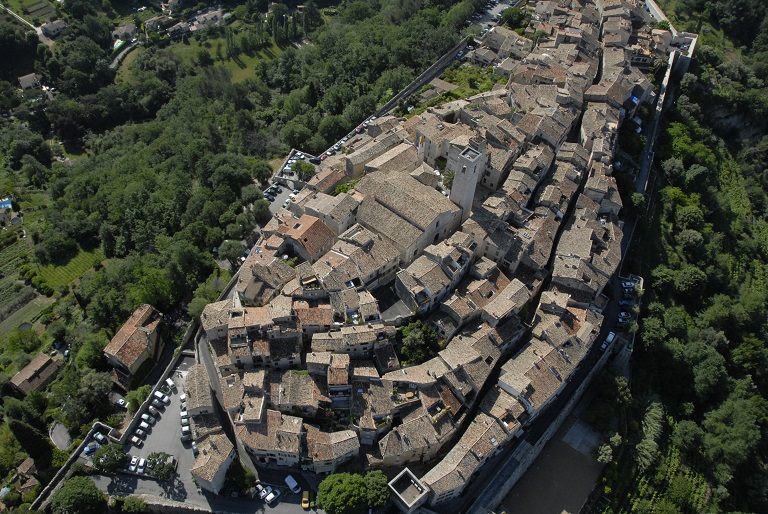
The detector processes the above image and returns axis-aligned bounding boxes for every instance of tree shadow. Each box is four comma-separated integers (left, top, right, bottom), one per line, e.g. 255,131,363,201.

103,473,139,496
159,476,188,501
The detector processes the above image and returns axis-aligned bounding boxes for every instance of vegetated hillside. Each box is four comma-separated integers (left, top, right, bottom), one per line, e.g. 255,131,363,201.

602,3,768,512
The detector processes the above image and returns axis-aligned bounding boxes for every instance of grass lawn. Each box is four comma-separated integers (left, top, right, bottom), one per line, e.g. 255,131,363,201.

0,293,54,337
408,63,507,117
169,36,284,83
3,0,55,23
116,46,143,83
36,247,104,289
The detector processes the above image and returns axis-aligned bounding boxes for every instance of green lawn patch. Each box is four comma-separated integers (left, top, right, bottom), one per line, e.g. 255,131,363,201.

116,46,143,83
3,0,54,23
35,247,104,290
0,293,54,337
169,36,284,83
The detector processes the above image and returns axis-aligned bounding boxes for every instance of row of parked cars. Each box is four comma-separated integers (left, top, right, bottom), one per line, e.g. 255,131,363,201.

320,117,377,161
253,475,303,506
130,390,170,447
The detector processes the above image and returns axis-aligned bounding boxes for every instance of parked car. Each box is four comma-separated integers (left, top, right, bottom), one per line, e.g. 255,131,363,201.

265,489,280,504
180,410,189,419
264,193,275,201
181,433,192,442
254,483,265,499
93,432,106,444
282,200,291,208
137,458,146,474
148,405,159,416
141,413,156,425
302,490,311,510
191,441,199,456
259,485,272,500
135,428,146,439
309,157,321,164
153,391,170,405
84,442,99,455
600,332,616,351
285,475,301,494
618,311,632,320
129,456,139,472
621,280,637,289
116,398,129,409
181,417,190,427
179,393,186,403
151,398,165,410
130,435,143,447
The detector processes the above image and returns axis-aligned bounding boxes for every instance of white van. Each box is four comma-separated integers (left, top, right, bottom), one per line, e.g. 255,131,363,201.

165,377,176,391
284,475,301,494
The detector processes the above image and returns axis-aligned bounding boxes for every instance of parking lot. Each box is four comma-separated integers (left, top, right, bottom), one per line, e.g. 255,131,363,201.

122,357,196,479
468,0,519,30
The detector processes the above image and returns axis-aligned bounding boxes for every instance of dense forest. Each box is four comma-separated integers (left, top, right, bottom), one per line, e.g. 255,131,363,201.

599,0,768,512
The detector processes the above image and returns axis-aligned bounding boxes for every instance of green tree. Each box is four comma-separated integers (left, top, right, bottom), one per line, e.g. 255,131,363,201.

294,160,315,181
8,419,52,469
94,443,126,473
121,497,147,513
52,476,106,514
399,321,440,365
147,452,175,480
364,470,389,507
318,472,367,514
125,385,152,413
219,239,245,271
501,7,530,30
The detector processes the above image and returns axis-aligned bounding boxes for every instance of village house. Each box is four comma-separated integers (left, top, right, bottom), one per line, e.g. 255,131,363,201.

190,432,235,495
103,304,163,380
304,426,360,474
10,353,63,396
237,409,304,467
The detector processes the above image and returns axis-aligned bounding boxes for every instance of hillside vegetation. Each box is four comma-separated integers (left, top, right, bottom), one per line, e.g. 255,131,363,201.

601,0,768,511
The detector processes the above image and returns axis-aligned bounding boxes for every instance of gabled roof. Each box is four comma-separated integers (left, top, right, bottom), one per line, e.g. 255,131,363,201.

104,304,162,368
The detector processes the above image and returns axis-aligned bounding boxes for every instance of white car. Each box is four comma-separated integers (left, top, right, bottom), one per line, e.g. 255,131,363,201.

153,391,170,405
259,485,272,500
141,413,156,425
191,441,199,456
137,458,146,474
129,456,139,472
134,428,146,439
265,489,280,504
181,417,190,427
179,393,186,403
93,432,106,444
130,435,143,447
180,410,189,419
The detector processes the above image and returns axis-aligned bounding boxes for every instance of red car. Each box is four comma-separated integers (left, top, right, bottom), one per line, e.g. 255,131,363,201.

320,154,327,161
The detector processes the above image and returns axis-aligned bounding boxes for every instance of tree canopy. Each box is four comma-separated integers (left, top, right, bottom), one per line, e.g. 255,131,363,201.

318,472,368,514
51,476,106,514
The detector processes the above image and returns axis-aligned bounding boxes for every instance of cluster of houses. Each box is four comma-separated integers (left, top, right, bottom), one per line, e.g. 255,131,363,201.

0,0,659,505
172,0,661,505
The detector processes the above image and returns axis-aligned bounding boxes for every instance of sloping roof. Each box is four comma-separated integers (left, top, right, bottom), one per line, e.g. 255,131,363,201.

186,363,213,413
305,425,360,463
10,353,63,395
190,432,233,484
104,304,162,369
284,214,336,258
